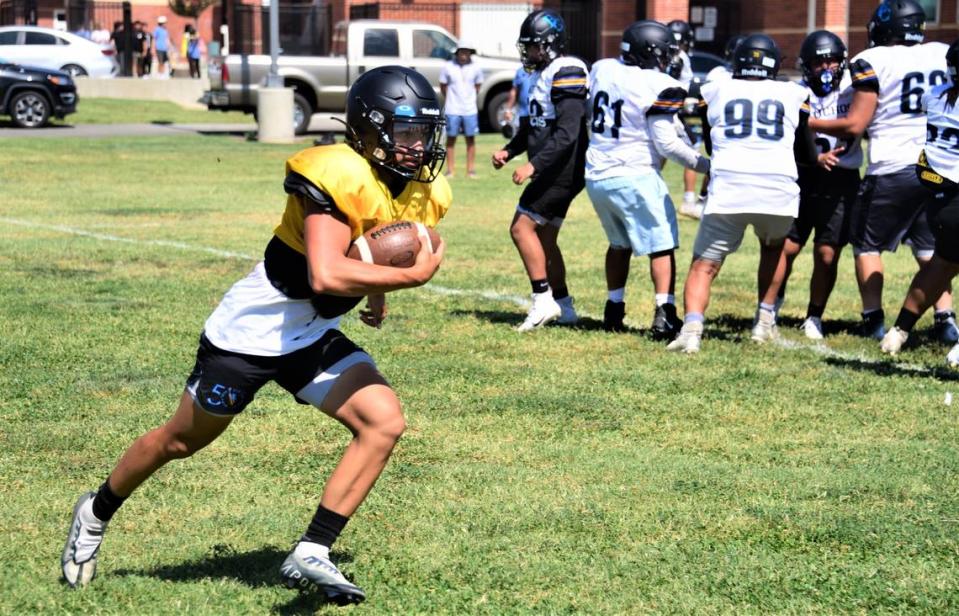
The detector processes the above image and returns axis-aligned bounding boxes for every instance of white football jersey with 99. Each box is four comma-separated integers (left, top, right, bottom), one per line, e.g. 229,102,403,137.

585,58,686,180
922,83,959,183
849,42,949,176
701,78,809,216
806,75,863,170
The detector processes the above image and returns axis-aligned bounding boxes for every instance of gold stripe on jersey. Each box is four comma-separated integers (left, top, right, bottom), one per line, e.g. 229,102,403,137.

275,144,451,254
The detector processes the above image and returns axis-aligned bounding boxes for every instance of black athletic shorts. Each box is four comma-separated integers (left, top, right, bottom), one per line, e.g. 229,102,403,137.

788,166,860,247
924,188,959,263
851,168,935,254
185,329,372,416
518,178,584,224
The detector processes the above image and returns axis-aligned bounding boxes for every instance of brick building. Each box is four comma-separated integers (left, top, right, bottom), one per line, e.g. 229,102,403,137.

7,0,959,64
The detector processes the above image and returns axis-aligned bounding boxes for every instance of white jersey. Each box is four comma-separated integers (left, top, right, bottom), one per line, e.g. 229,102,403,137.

849,42,949,175
585,59,686,180
701,78,809,216
203,262,340,356
527,56,590,126
704,64,731,83
922,83,959,183
805,75,863,170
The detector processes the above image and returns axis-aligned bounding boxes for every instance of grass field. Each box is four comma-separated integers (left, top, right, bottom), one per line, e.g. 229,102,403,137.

53,98,255,125
1,122,958,614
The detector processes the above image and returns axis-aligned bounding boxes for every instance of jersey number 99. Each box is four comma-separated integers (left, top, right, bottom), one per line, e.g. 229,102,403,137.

723,98,785,141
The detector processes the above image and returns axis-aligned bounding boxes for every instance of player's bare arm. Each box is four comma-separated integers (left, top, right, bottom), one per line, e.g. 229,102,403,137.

809,89,877,138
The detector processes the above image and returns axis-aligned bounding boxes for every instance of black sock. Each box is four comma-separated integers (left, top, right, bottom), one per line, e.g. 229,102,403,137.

531,279,549,294
895,308,921,332
552,285,569,301
91,479,127,522
862,308,884,320
806,303,825,319
303,504,349,548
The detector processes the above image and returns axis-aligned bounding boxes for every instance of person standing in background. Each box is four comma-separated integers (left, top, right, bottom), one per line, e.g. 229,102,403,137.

182,24,202,79
439,43,484,179
153,15,171,78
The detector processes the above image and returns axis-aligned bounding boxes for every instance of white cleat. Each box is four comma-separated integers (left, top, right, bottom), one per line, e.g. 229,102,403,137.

556,296,579,325
947,342,959,367
880,326,909,355
517,292,562,332
666,321,703,353
62,492,108,588
280,541,365,605
679,198,703,220
801,316,824,340
751,309,779,343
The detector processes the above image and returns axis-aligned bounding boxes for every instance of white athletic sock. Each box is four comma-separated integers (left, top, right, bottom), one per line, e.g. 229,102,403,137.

655,293,674,307
294,540,330,560
608,287,625,303
683,191,696,203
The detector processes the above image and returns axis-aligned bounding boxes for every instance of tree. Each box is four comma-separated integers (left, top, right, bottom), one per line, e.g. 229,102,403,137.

167,0,216,19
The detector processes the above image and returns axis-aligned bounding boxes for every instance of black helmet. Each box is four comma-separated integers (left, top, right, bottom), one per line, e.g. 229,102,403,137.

517,9,567,71
345,66,446,183
732,34,781,79
948,38,959,83
621,20,673,70
799,30,848,96
723,34,747,63
667,20,694,50
867,0,925,47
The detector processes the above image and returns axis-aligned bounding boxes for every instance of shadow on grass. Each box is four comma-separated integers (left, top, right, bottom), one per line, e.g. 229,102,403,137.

451,308,616,332
114,544,358,613
823,355,959,381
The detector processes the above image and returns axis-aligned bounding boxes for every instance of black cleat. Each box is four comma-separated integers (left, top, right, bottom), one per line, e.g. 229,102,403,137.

603,300,626,332
650,304,682,341
934,310,959,344
859,309,886,340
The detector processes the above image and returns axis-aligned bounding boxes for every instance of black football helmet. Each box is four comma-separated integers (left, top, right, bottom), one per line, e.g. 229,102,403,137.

867,0,925,47
948,38,959,83
799,30,848,96
732,34,781,79
667,20,694,50
723,34,747,63
345,66,446,183
621,20,673,70
517,9,568,71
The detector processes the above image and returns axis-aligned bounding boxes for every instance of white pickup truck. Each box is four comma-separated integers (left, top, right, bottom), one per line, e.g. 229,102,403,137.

206,20,522,134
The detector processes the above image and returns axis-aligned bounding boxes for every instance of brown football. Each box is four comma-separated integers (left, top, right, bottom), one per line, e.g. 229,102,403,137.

347,221,441,268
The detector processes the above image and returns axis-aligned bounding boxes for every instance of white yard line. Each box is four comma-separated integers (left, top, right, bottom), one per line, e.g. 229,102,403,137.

2,215,952,379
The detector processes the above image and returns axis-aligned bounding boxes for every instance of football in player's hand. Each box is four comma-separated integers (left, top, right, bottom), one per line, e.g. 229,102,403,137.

347,221,441,268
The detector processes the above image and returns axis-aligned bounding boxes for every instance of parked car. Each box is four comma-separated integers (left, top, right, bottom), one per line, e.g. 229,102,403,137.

206,20,521,135
0,60,78,127
687,50,725,99
0,26,117,78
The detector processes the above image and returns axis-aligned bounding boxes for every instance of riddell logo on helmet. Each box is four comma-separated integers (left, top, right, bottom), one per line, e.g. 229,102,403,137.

420,107,440,116
739,67,768,77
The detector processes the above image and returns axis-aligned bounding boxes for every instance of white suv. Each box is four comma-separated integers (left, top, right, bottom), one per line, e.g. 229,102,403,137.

0,26,117,78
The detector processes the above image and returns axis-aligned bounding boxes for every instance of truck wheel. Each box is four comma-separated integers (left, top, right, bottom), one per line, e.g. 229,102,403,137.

293,92,312,135
484,90,511,133
10,90,51,128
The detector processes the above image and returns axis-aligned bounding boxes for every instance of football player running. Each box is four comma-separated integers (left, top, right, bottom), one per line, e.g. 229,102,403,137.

585,20,710,336
810,0,958,343
492,9,589,331
61,66,449,604
774,30,862,340
881,39,959,366
667,34,817,353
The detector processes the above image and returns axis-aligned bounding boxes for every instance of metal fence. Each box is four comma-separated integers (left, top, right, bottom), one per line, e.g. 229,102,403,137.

230,1,332,56
65,0,125,35
0,0,36,25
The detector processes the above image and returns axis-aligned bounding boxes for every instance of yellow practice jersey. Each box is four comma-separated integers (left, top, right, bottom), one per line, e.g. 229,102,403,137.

274,144,451,254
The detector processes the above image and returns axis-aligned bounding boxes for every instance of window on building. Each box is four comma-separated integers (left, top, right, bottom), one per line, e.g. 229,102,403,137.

918,0,938,24
363,29,398,57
